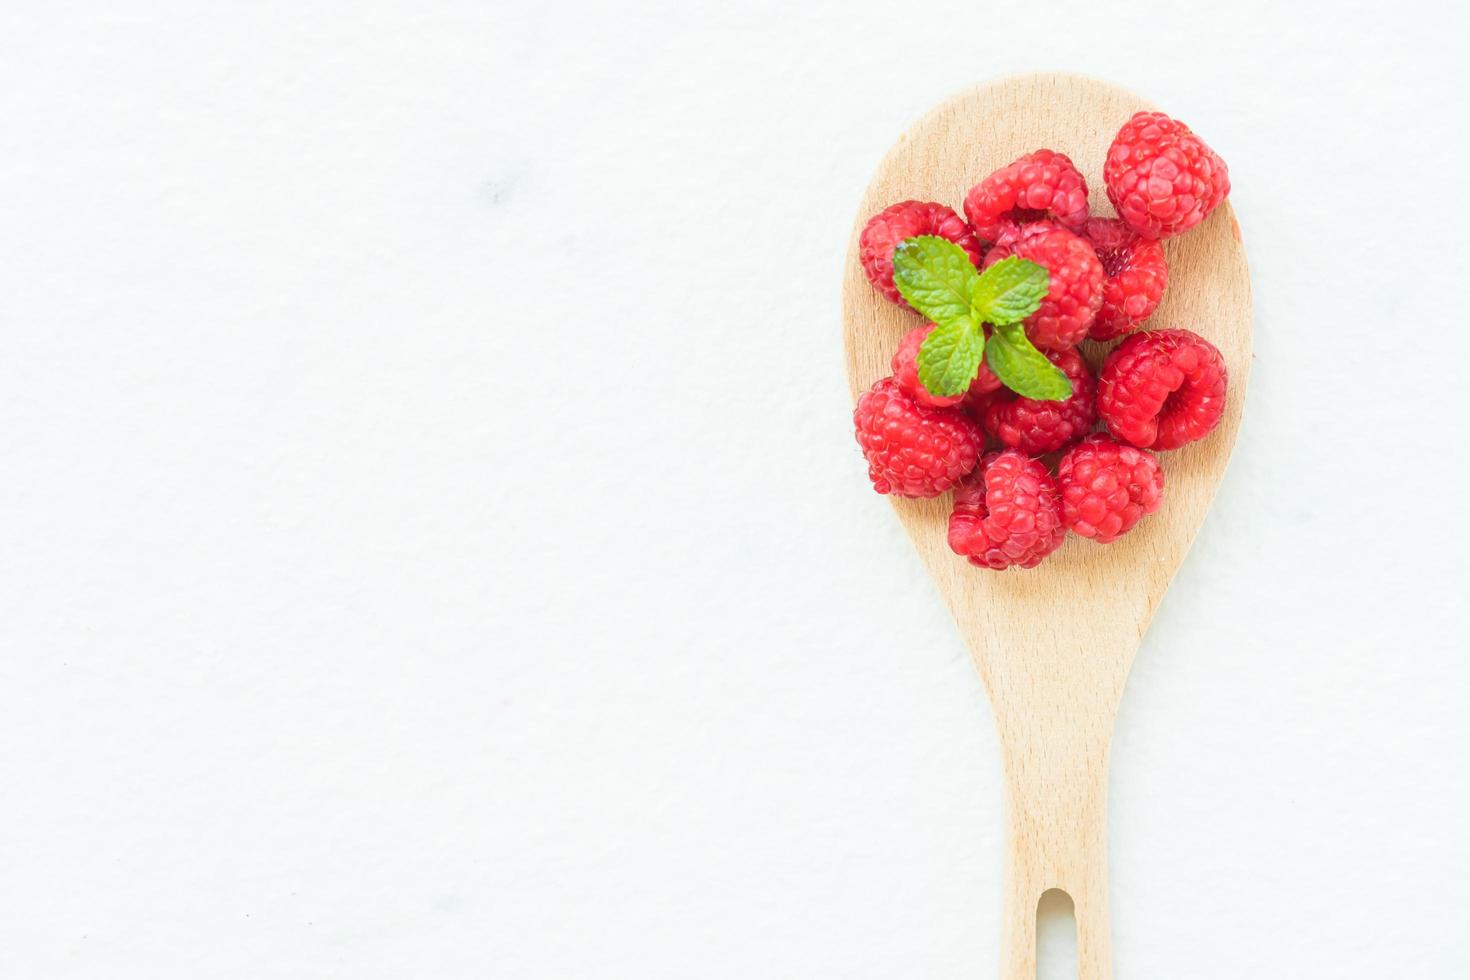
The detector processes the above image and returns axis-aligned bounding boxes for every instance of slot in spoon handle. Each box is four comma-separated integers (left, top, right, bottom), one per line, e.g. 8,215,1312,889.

997,714,1114,979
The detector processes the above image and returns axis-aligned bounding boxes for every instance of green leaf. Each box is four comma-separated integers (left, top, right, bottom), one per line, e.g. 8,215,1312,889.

916,320,985,398
985,323,1073,401
971,256,1049,326
892,236,981,329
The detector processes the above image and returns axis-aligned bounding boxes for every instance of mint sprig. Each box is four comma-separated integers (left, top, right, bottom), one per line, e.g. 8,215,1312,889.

889,236,1071,400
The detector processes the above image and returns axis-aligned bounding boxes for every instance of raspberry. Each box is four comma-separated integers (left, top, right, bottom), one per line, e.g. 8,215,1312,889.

947,450,1066,570
1104,112,1230,240
1057,434,1164,543
982,222,1104,350
963,149,1089,243
892,323,1002,409
1084,217,1168,341
859,200,985,307
970,347,1096,454
1097,329,1228,450
854,377,983,497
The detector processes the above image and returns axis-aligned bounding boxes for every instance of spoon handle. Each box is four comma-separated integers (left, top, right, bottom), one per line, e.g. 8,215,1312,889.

996,721,1114,978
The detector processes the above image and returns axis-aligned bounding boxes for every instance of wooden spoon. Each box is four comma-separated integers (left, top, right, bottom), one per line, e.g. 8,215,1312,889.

841,73,1251,979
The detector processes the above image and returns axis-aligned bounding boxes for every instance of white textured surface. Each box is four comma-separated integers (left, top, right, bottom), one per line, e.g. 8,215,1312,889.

1,2,1467,977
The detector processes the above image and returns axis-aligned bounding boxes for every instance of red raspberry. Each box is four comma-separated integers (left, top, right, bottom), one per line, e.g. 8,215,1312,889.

1084,217,1168,341
1097,329,1228,450
963,149,1089,243
1104,112,1230,240
854,377,983,497
947,450,1066,570
892,323,1002,409
982,222,1104,350
1057,434,1164,543
859,200,985,308
970,347,1096,454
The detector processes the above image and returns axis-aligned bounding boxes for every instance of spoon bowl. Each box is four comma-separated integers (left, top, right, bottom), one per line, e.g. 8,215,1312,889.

841,73,1251,979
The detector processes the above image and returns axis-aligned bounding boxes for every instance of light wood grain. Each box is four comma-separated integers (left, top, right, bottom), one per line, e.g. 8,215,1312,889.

841,73,1251,979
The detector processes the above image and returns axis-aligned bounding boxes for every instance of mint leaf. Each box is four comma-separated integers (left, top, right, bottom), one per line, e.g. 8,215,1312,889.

916,320,985,398
892,236,981,329
971,256,1049,326
985,323,1073,401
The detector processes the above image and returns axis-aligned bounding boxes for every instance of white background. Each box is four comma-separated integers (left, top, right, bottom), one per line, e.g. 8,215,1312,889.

2,1,1468,977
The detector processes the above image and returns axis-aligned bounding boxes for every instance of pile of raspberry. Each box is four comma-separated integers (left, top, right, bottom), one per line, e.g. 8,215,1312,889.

853,112,1232,570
